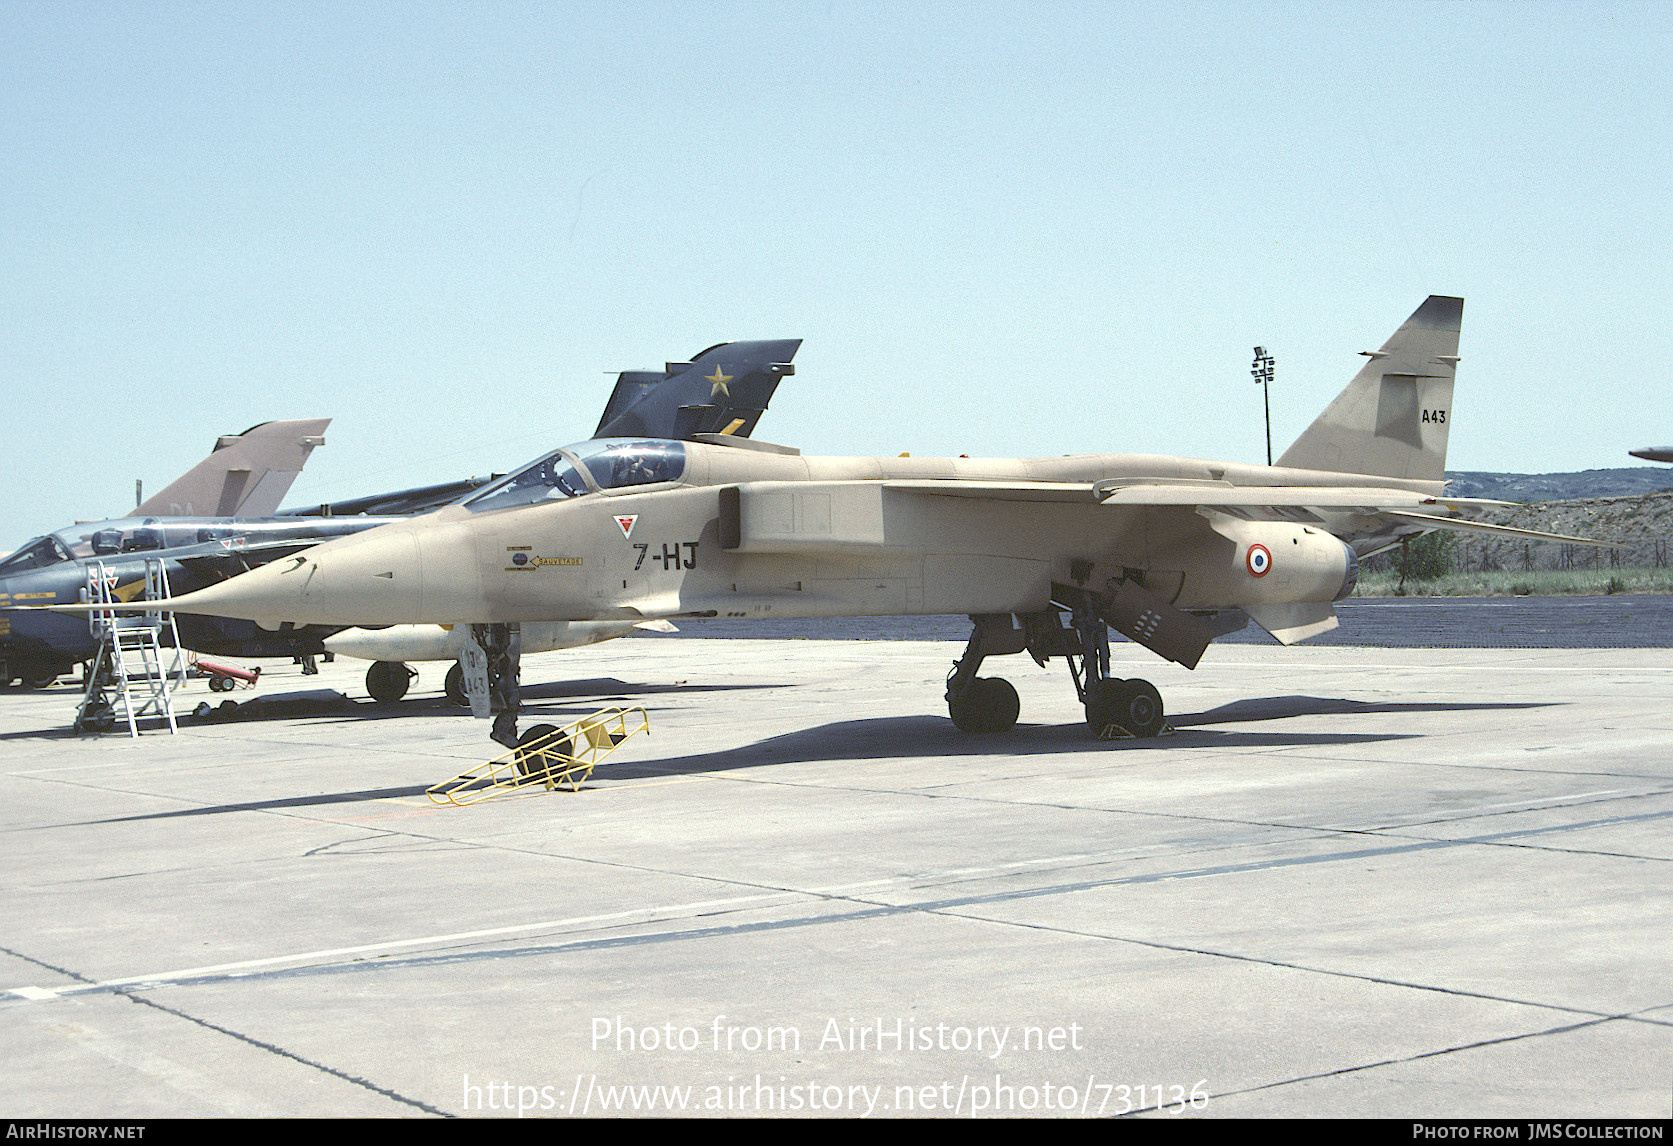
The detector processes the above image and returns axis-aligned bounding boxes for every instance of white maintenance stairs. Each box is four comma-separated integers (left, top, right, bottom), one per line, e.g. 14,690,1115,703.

74,558,188,736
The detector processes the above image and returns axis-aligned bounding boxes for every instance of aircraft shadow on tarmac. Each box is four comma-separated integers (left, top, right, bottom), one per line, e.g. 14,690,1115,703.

606,696,1555,780
79,785,439,824
50,695,1554,824
1173,695,1553,726
0,677,781,740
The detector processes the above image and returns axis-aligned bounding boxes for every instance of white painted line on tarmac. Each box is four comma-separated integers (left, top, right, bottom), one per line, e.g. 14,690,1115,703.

5,843,1182,1001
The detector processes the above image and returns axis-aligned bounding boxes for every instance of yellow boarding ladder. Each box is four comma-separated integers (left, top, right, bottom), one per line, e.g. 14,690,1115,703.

427,706,650,806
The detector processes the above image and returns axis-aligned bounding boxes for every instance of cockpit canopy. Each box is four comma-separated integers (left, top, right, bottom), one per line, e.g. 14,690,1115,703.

0,534,73,575
0,520,191,574
464,439,686,513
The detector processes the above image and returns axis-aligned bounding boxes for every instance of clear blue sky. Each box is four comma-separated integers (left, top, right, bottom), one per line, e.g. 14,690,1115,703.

4,1,1670,547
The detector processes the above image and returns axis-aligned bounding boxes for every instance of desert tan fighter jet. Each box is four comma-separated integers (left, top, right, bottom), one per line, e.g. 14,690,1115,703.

58,297,1607,745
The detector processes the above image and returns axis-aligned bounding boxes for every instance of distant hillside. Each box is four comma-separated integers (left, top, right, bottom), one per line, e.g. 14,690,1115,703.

1427,467,1673,574
1446,467,1673,501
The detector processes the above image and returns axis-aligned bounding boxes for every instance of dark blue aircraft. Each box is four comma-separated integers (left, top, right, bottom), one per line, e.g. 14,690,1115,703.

0,515,405,685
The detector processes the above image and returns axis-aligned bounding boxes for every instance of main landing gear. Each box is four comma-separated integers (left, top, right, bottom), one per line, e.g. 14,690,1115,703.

944,581,1174,740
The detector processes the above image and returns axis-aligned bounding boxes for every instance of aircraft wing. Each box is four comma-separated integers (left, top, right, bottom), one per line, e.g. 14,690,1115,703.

884,478,1514,511
871,480,1611,547
1091,483,1498,510
279,476,494,517
882,480,1101,502
717,479,1401,555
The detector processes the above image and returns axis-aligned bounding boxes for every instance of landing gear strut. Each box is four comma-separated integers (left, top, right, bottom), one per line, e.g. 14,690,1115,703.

1059,587,1168,739
945,615,1026,734
470,623,522,748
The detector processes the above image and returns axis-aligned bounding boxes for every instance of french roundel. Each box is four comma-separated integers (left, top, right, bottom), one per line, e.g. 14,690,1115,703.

1246,543,1272,577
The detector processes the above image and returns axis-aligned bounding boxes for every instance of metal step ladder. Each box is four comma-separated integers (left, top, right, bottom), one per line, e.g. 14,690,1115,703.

74,559,188,736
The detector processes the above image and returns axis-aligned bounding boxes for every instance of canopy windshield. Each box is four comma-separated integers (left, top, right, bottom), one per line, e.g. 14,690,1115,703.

0,535,71,574
465,439,686,513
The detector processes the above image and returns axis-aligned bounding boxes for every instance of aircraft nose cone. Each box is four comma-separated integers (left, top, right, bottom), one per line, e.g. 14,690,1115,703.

173,520,483,628
289,527,426,626
170,526,427,628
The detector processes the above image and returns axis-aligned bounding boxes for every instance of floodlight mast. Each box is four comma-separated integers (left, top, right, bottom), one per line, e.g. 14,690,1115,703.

1251,346,1275,466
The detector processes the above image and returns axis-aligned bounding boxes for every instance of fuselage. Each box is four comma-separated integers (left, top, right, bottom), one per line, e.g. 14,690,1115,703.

150,438,1432,631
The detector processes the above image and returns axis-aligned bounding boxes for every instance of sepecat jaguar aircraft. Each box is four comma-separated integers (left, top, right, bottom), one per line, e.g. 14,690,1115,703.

43,299,1607,744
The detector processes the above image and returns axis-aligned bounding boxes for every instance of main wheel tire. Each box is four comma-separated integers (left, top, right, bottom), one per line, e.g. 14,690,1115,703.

948,676,1020,734
365,661,412,704
514,723,574,778
1112,678,1165,737
444,662,468,706
22,671,59,689
1085,677,1165,738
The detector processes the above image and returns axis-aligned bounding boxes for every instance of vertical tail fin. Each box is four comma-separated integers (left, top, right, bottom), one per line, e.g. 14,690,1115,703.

135,418,330,517
592,340,801,441
1276,296,1462,480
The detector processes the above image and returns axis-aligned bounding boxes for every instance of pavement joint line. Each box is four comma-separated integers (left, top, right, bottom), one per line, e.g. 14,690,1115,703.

1159,1013,1626,1114
885,900,1666,1026
111,988,450,1116
12,819,1668,1017
6,889,811,999
562,767,1673,855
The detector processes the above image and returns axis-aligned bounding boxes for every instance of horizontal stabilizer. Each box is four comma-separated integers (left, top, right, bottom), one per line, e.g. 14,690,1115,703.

1379,510,1622,547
